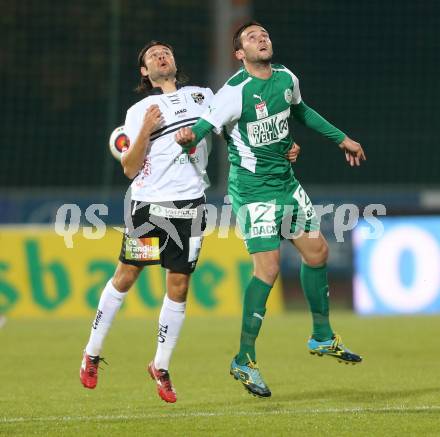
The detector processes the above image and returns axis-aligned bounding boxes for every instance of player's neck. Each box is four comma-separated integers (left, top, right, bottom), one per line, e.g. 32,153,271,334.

244,61,272,80
151,77,177,94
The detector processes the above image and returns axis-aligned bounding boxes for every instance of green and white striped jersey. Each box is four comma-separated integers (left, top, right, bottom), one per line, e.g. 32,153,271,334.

201,64,301,180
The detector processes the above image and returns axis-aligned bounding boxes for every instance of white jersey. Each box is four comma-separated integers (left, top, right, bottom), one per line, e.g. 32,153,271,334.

124,86,213,202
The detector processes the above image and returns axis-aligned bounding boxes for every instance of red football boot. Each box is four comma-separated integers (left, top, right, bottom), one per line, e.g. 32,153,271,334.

80,351,106,389
147,361,177,403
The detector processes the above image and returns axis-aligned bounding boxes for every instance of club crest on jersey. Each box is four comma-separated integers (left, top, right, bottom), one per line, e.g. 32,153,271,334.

191,92,205,105
255,101,268,120
284,88,293,104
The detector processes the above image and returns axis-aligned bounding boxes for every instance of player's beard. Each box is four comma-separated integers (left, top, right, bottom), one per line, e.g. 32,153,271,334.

257,54,272,65
150,65,177,83
248,48,273,65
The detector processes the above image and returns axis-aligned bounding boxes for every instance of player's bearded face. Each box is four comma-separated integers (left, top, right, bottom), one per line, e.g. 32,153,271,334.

240,26,273,63
143,45,177,81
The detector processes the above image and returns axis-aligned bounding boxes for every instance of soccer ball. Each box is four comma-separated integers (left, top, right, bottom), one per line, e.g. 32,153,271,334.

109,125,130,161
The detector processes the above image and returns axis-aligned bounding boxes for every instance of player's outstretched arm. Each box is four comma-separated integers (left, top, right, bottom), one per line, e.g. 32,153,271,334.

175,119,215,150
338,136,366,167
292,101,366,167
291,101,345,144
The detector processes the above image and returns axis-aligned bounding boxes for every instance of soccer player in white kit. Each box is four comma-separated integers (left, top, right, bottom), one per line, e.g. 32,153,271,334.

79,41,213,403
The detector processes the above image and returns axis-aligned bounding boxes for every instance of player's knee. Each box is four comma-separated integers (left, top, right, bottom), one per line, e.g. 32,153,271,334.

303,240,329,266
169,286,188,302
255,263,279,285
167,273,190,301
112,265,140,292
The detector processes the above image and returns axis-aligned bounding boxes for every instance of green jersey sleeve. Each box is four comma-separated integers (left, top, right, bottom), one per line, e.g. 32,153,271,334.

283,67,346,144
182,118,215,150
279,66,302,105
292,101,346,144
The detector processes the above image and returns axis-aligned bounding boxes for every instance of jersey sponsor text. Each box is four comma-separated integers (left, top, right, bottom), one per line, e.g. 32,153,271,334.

247,108,290,146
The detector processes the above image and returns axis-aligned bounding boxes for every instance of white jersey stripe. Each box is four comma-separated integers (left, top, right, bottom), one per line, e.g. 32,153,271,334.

230,123,256,173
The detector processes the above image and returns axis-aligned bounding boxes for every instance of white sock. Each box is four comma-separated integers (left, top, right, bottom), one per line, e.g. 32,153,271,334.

85,280,127,356
154,295,186,371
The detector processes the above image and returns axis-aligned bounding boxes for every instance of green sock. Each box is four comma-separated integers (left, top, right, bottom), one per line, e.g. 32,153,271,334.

236,276,272,365
300,263,334,341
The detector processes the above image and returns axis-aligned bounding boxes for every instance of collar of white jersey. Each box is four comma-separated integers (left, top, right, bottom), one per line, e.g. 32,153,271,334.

145,82,186,97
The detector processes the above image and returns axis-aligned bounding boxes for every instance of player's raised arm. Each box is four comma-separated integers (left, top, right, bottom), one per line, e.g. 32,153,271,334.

121,104,163,179
176,82,242,149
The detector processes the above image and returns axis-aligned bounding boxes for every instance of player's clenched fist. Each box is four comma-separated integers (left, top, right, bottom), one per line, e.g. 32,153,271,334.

175,127,196,145
143,104,163,134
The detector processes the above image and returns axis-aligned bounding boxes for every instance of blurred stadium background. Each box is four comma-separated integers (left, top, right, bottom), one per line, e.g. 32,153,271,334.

1,0,438,318
1,1,440,435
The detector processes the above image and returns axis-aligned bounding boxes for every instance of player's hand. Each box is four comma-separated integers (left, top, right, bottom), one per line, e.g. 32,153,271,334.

175,127,196,145
338,136,366,167
143,105,163,134
286,142,301,163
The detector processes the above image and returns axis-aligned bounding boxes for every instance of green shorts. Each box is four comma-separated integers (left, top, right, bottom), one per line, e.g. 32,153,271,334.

228,176,320,254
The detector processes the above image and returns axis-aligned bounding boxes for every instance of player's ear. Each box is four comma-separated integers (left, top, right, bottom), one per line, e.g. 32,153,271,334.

235,49,245,61
140,66,148,77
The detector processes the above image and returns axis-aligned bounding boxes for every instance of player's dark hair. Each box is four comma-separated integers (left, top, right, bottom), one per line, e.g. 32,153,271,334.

135,40,188,94
233,21,265,51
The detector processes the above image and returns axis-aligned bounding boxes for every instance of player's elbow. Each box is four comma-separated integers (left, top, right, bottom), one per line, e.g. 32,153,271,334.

121,161,137,179
121,155,138,179
123,165,138,180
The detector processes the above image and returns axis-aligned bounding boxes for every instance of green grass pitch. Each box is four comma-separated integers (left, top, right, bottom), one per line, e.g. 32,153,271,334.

1,312,439,436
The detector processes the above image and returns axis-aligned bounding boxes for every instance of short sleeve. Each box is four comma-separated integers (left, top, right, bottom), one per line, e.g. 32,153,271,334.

291,73,302,105
201,84,242,131
124,107,141,148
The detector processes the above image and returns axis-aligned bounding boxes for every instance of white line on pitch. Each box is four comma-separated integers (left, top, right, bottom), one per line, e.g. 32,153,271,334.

1,405,440,424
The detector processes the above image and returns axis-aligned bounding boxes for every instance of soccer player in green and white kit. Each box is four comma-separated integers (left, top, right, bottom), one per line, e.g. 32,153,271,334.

176,22,366,398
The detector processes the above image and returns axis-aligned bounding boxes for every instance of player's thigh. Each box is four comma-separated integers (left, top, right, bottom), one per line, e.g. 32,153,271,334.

161,199,206,275
231,192,282,255
119,199,163,267
285,181,320,236
290,231,329,266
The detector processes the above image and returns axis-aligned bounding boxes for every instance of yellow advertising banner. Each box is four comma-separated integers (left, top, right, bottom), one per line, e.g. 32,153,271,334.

0,227,284,318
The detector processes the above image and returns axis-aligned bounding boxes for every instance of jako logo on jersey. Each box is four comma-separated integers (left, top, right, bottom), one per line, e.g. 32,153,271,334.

191,92,205,105
158,324,169,343
247,108,290,146
92,310,103,330
175,108,187,116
